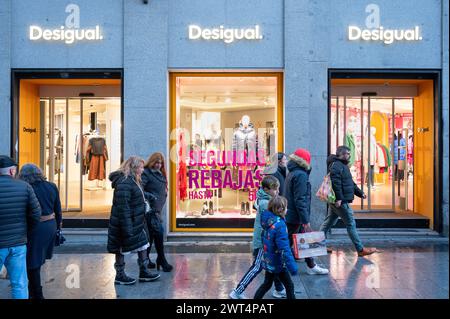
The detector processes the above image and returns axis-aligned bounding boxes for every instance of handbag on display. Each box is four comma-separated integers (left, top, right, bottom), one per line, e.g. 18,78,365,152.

292,231,327,259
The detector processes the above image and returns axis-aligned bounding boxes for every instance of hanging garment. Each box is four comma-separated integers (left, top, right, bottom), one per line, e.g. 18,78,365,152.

408,137,414,166
381,144,391,167
87,137,109,181
344,133,356,167
376,144,387,169
178,132,188,201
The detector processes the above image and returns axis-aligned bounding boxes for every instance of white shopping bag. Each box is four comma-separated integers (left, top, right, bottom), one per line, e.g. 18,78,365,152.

292,231,327,259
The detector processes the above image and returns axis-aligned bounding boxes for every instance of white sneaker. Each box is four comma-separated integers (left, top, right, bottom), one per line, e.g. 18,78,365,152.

229,289,248,299
272,288,287,299
306,265,329,275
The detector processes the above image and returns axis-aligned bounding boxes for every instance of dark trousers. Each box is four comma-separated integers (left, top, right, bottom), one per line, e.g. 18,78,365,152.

145,213,167,263
115,250,147,268
254,270,296,299
234,248,284,295
27,267,43,299
287,223,316,268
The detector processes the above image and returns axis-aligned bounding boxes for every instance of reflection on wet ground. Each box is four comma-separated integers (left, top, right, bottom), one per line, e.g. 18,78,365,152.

1,243,448,299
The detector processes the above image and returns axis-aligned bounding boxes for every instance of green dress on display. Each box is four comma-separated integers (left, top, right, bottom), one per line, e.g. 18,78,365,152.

345,133,356,167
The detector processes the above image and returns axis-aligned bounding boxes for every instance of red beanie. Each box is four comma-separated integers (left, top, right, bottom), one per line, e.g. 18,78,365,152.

293,148,311,165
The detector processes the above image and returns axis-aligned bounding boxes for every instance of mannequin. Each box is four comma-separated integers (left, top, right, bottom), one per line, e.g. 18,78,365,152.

232,115,257,164
365,126,377,189
232,115,257,215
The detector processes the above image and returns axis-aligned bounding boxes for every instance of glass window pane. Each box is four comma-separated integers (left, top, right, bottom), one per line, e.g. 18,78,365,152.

174,75,280,230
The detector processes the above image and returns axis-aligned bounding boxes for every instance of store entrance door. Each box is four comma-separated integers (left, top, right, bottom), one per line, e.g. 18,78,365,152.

330,96,414,213
40,98,120,213
330,76,437,229
14,74,122,223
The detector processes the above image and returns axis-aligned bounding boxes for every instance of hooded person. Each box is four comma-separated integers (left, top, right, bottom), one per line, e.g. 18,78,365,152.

107,156,160,285
284,148,329,275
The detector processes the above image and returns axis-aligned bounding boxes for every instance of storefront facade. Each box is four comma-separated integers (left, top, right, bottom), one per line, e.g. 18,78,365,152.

0,0,448,236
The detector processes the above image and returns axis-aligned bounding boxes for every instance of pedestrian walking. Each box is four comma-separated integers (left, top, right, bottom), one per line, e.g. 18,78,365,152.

229,175,286,299
0,156,41,299
320,146,377,256
142,152,172,272
18,164,62,299
254,196,297,299
284,148,329,275
270,152,287,196
107,156,160,285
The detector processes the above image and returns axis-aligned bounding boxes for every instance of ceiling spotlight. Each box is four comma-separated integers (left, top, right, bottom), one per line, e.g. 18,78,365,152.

225,97,231,103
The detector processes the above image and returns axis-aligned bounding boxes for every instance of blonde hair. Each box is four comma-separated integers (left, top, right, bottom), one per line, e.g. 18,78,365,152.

118,156,145,183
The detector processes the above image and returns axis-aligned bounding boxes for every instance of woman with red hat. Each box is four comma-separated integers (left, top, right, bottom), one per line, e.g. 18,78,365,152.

284,148,329,275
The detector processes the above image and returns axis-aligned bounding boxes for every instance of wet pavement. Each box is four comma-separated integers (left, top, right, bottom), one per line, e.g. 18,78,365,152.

1,242,448,299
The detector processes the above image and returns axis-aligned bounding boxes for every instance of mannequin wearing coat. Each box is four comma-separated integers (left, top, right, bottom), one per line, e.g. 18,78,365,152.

232,115,257,165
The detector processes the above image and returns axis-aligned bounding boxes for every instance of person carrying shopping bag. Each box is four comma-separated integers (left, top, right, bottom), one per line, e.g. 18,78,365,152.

284,148,328,275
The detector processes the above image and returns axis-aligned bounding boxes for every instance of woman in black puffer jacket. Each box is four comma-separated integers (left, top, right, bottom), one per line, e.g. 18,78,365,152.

107,156,160,285
142,152,172,272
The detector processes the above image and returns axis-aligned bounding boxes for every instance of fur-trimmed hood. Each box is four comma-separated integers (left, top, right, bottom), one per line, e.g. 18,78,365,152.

288,154,311,171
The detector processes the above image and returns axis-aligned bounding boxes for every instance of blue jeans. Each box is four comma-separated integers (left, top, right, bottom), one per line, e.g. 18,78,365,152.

0,245,29,299
320,203,364,252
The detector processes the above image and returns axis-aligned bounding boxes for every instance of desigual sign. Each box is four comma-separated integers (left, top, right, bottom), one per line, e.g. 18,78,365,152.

348,4,423,45
188,25,263,43
29,3,103,44
348,26,422,45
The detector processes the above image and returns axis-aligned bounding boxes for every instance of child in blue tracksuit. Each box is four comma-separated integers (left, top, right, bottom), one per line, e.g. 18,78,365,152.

229,176,286,299
254,195,298,299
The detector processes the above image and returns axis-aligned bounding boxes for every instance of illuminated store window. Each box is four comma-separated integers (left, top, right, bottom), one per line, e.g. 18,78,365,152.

170,73,283,231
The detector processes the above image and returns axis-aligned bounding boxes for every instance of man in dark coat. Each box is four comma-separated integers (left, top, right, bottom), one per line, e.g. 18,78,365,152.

0,156,41,299
107,162,160,285
284,149,328,275
270,152,287,196
319,145,377,257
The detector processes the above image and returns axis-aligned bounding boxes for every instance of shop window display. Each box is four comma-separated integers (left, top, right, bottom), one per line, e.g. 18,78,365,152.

173,75,281,229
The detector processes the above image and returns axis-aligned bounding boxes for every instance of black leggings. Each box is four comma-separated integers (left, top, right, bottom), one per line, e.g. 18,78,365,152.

27,267,43,299
254,270,296,299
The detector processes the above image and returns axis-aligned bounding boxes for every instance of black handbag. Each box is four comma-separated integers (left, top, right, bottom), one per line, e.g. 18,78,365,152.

146,211,162,233
55,229,66,246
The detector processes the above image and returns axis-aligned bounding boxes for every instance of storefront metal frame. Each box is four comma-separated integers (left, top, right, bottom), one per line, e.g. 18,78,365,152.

327,69,443,233
10,69,124,228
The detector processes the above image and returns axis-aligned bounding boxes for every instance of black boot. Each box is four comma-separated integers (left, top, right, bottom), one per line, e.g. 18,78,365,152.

240,202,246,215
154,232,173,272
138,258,161,282
156,257,173,272
208,201,214,215
114,259,136,285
